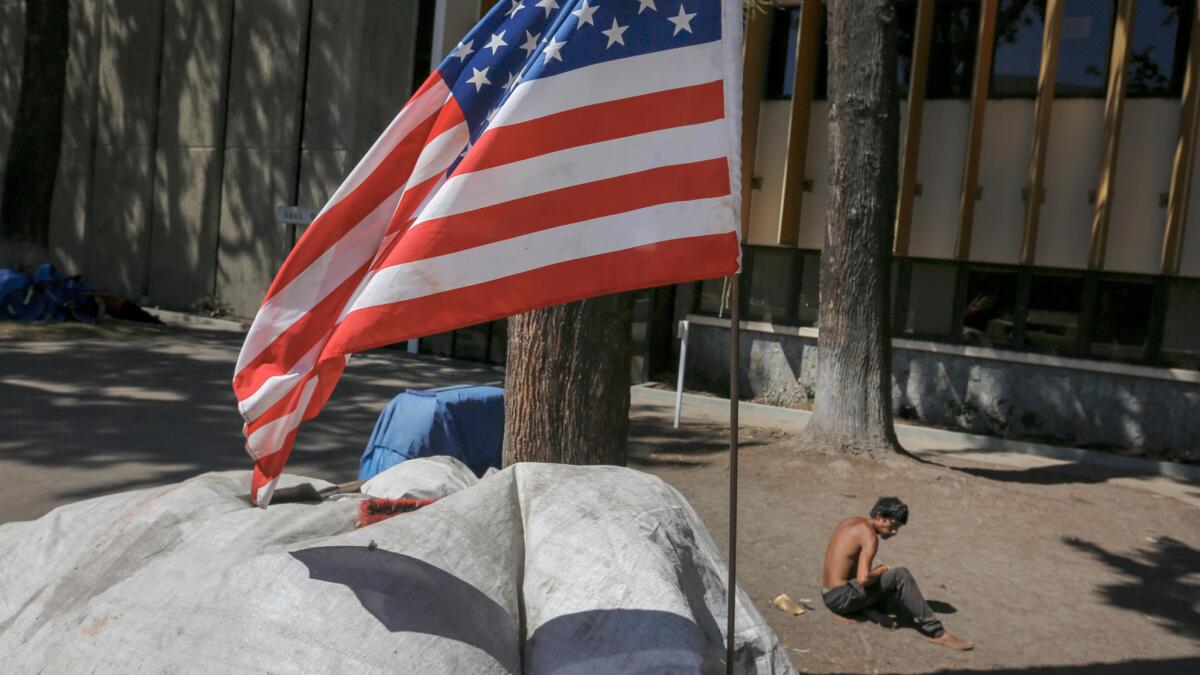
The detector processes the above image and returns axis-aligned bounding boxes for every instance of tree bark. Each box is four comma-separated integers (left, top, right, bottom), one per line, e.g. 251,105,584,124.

1,0,69,251
503,293,633,466
805,0,903,457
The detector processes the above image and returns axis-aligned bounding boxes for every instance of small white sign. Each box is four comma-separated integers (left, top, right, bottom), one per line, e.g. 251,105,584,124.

275,206,320,226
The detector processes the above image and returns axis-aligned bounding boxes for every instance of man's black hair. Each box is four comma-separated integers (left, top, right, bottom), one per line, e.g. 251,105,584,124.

870,497,909,524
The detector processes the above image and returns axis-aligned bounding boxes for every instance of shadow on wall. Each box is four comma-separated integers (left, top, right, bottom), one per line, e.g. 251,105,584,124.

1063,535,1200,641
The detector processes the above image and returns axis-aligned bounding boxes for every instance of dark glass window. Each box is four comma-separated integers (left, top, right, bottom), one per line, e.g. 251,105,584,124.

797,251,821,325
1056,0,1115,96
696,277,727,315
453,322,489,361
420,331,454,357
1089,278,1155,361
1127,0,1193,97
1161,280,1200,369
1024,271,1084,353
904,262,958,337
962,267,1021,347
488,320,507,365
765,8,801,99
992,0,1047,97
897,1,919,94
927,1,981,98
746,247,799,324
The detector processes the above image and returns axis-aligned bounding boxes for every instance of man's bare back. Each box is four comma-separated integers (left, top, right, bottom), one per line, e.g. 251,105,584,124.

822,517,881,589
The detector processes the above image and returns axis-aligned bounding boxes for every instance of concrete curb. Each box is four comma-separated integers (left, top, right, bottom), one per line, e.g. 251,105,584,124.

632,384,1200,483
144,308,249,333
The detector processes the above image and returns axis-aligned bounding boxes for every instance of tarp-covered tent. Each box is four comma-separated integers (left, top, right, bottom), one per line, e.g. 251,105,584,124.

0,462,795,674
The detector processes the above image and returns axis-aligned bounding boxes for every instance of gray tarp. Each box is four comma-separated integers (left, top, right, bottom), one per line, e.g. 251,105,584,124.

0,463,795,674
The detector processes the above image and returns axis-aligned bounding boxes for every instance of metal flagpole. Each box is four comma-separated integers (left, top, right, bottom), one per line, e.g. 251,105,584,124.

725,271,740,673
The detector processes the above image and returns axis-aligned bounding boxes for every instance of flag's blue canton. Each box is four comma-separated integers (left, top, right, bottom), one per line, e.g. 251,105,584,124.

437,0,722,143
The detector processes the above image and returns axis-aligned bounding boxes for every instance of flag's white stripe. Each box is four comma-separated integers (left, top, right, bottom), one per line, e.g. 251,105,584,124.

405,122,470,191
238,339,323,421
320,81,451,216
234,184,405,376
255,476,280,509
415,119,728,225
491,40,723,131
349,196,735,313
246,375,320,461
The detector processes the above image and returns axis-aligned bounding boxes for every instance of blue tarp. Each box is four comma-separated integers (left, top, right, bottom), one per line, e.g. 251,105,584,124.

358,384,504,480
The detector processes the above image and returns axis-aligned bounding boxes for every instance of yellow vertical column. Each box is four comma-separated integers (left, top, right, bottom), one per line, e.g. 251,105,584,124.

740,6,771,242
955,0,999,260
776,0,821,246
1163,0,1200,274
1089,0,1137,270
894,0,935,255
1019,0,1065,265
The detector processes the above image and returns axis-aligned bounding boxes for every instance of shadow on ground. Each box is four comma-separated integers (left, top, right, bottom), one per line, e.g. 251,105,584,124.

0,327,502,506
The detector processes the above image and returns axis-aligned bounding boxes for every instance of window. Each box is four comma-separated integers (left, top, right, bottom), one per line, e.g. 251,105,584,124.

1055,0,1115,96
746,247,800,324
1088,278,1155,361
904,262,958,337
927,0,981,98
696,277,727,316
991,0,1047,97
1024,271,1084,354
1161,281,1200,369
1126,0,1193,97
961,267,1021,347
488,320,507,365
420,331,453,357
797,251,820,325
765,8,801,99
453,322,489,361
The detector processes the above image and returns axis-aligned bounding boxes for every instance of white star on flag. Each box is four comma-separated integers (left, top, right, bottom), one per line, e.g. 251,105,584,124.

452,39,475,61
485,30,508,55
507,0,525,18
602,18,628,48
638,0,656,13
503,71,521,90
571,0,599,27
520,30,541,55
542,36,565,63
668,4,696,35
466,66,491,91
536,0,559,17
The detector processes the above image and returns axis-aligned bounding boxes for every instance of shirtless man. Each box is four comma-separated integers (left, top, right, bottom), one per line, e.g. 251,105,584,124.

821,497,972,650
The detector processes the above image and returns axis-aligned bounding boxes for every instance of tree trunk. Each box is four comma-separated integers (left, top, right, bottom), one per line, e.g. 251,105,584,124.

503,293,634,466
1,0,69,252
805,0,903,457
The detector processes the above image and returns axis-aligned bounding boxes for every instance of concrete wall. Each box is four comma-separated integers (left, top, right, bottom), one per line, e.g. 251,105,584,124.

0,0,427,317
684,323,1200,461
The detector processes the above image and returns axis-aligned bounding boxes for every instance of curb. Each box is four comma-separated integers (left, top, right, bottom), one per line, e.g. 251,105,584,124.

144,308,249,333
632,384,1200,483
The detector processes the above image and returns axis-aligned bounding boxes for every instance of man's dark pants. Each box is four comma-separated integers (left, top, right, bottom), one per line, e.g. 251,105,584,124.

822,567,945,637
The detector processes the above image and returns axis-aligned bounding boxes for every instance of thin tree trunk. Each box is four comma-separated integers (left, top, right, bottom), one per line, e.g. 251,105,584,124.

805,0,903,457
1,0,69,252
503,293,634,466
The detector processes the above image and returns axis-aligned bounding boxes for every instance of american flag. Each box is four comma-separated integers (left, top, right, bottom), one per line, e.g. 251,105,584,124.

233,0,743,506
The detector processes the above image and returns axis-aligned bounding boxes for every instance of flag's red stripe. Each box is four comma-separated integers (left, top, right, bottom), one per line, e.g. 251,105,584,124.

329,232,739,358
260,89,460,302
234,257,372,400
378,158,731,269
454,80,724,176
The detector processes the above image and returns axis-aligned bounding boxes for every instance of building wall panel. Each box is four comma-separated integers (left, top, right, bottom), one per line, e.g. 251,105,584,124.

909,101,969,259
746,100,789,246
797,101,828,250
1035,99,1104,269
1108,100,1177,275
971,99,1035,263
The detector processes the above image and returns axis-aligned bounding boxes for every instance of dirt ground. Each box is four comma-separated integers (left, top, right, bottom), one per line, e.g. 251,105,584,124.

628,414,1200,674
3,320,1199,673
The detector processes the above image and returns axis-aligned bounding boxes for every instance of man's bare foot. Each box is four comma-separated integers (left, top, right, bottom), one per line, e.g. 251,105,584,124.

833,612,866,624
928,631,973,651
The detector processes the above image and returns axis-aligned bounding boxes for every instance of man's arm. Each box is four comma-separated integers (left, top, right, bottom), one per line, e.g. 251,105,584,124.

855,531,888,587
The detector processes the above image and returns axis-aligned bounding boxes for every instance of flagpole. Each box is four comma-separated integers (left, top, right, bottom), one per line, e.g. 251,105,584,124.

725,271,740,674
